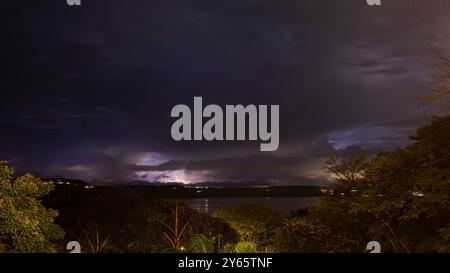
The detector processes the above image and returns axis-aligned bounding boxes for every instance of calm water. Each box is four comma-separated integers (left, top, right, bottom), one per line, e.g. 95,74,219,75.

184,197,319,215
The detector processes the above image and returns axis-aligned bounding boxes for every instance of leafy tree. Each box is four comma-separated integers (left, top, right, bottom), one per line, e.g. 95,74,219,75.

274,217,359,253
213,203,282,247
221,241,275,253
359,115,450,252
278,116,450,253
232,241,259,253
189,234,214,253
321,116,450,252
0,162,64,252
422,51,450,113
272,154,374,253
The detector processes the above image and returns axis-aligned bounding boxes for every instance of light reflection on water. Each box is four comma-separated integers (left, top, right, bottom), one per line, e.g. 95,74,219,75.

184,197,318,215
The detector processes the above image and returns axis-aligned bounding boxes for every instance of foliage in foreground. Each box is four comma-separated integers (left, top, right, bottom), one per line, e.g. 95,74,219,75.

0,162,64,252
275,116,450,252
1,117,448,253
213,203,282,247
188,234,276,253
45,186,240,253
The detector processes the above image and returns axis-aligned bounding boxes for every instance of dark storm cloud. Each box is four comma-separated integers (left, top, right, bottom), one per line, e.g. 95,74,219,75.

0,0,448,183
130,154,327,185
0,104,129,131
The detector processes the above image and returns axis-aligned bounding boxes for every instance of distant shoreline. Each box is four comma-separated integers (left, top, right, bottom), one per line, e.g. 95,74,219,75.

49,179,324,198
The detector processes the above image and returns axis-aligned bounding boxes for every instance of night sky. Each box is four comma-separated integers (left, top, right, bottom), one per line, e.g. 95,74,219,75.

0,0,449,185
